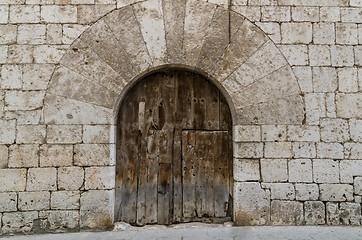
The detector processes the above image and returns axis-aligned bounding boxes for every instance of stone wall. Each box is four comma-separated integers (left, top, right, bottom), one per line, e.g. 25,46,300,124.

0,0,361,235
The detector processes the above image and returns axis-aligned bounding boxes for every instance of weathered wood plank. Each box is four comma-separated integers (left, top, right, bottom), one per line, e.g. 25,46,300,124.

158,163,171,224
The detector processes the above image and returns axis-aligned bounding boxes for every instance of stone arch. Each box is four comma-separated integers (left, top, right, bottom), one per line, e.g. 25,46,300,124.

43,0,304,226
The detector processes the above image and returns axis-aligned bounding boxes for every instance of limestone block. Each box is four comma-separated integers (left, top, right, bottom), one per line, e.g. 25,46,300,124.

46,24,62,45
39,210,80,230
312,67,338,93
309,45,331,67
18,191,50,211
313,159,339,184
0,25,17,44
279,45,308,66
354,177,362,195
336,23,358,45
317,143,344,159
295,184,319,201
281,23,312,44
47,125,82,144
0,145,8,169
336,93,362,118
78,5,115,24
34,45,67,64
0,192,17,212
355,46,362,67
350,0,362,6
260,159,288,182
341,7,362,23
350,119,362,142
0,169,26,191
62,24,89,44
320,118,349,143
292,67,312,93
234,143,263,159
83,125,110,144
9,5,40,23
7,45,33,64
234,125,261,142
264,142,292,158
255,22,281,43
5,91,45,111
326,93,336,118
234,182,270,225
338,67,359,93
1,212,39,233
289,159,312,183
344,143,362,159
320,7,340,22
320,184,353,201
5,110,42,125
292,7,319,22
304,201,325,225
0,45,7,63
44,94,113,125
328,203,361,225
261,6,290,22
313,23,335,44
51,191,80,210
234,159,260,181
80,190,114,228
270,183,295,200
0,5,8,24
58,167,84,191
17,24,46,45
1,64,22,89
278,0,348,6
287,125,320,142
85,166,115,190
292,142,316,158
8,144,39,168
22,64,55,90
72,0,95,3
359,69,362,90
340,160,362,183
27,168,57,191
331,45,354,67
261,125,287,142
40,145,73,167
271,200,303,225
41,5,77,23
0,119,16,144
17,125,46,144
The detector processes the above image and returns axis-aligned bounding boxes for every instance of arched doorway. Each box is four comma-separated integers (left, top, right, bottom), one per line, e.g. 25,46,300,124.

115,68,233,226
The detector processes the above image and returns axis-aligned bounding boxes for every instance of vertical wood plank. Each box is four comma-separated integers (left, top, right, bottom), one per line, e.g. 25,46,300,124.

158,163,171,224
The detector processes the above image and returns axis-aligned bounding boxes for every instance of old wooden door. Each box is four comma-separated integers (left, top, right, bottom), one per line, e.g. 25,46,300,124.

115,69,232,226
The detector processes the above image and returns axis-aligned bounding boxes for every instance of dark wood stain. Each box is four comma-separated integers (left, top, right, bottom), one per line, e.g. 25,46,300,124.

116,69,233,225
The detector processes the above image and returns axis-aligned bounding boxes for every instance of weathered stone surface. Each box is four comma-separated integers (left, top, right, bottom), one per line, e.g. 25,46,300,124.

0,25,17,44
279,45,308,66
46,125,82,144
316,143,344,159
22,64,55,90
295,184,319,201
44,94,113,125
312,67,338,92
340,160,362,183
40,145,73,167
18,191,50,211
344,143,362,159
17,24,46,44
354,177,362,195
9,5,40,23
327,202,361,225
80,190,114,228
264,142,292,158
336,23,358,45
292,142,316,158
85,166,115,190
278,0,349,6
289,159,312,183
313,23,335,44
4,91,45,111
0,5,8,24
78,5,115,24
281,22,312,44
234,159,260,181
17,125,46,144
27,168,57,191
320,7,340,22
1,64,22,89
51,191,80,210
292,6,319,22
255,22,281,43
1,212,38,233
46,24,62,44
287,125,320,142
234,143,263,159
41,5,77,23
261,125,287,142
262,6,290,22
0,145,8,169
313,159,339,183
58,167,84,191
5,110,42,125
39,210,80,230
336,93,362,118
331,45,354,67
0,119,16,144
320,118,349,142
320,184,353,201
232,6,261,22
305,93,326,125
8,144,39,168
7,45,33,64
234,182,270,225
74,144,111,166
309,45,331,66
0,192,17,212
83,125,110,144
271,200,303,225
270,183,295,200
326,93,336,118
304,201,325,225
62,24,89,45
338,67,359,93
34,45,67,64
234,125,261,142
260,159,288,182
0,169,27,192
341,7,362,23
